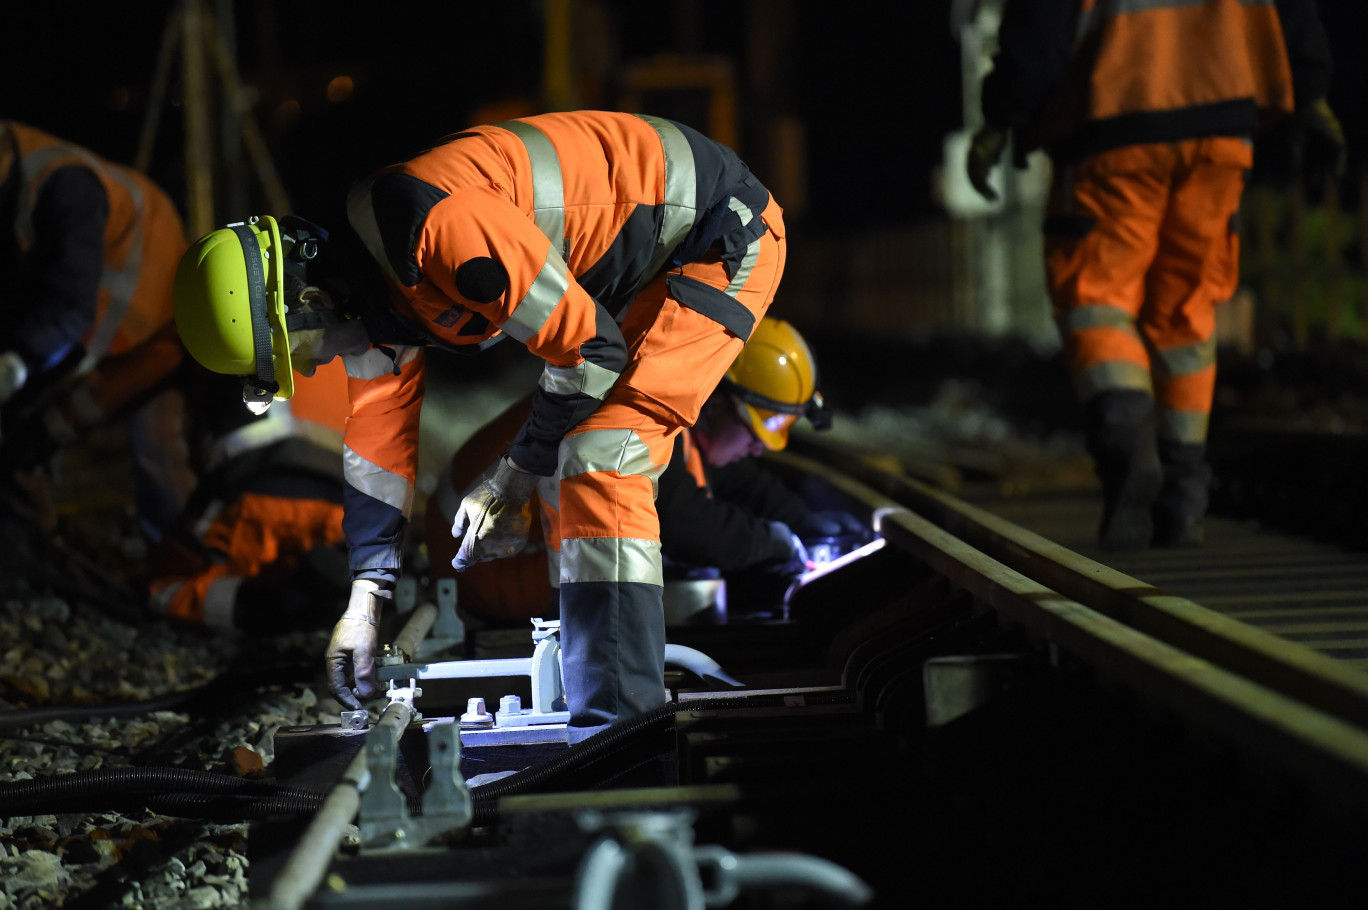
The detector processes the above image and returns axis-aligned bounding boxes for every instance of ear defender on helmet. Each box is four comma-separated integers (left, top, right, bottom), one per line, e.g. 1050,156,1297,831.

717,317,826,451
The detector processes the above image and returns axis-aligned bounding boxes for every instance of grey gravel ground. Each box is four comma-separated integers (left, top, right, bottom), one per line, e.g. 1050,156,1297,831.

0,587,334,909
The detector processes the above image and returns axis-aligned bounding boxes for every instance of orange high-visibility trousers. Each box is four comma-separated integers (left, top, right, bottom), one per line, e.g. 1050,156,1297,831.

548,195,786,737
1045,136,1250,446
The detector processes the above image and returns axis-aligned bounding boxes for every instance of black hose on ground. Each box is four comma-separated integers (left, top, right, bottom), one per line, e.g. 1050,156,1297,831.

1,697,760,822
0,765,323,818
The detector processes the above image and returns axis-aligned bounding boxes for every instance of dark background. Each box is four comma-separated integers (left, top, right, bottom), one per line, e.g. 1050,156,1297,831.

3,1,1362,234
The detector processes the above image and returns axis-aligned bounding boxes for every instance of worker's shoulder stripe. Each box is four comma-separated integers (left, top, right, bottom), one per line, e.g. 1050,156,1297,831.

495,120,567,255
635,115,699,278
348,172,450,287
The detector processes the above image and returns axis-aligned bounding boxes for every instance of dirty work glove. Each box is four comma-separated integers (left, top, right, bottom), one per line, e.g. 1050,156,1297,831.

326,579,389,710
759,520,812,577
966,125,1009,202
451,454,540,571
796,509,868,542
1294,98,1346,199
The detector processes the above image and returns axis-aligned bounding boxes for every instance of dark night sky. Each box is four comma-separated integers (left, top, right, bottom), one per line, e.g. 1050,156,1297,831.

1,2,1363,231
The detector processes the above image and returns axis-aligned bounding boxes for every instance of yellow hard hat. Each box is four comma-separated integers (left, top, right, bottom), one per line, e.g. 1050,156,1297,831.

720,317,825,451
173,215,295,405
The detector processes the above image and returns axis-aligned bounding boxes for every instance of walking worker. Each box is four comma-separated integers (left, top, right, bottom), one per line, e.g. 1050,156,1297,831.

173,111,786,740
0,120,196,540
425,317,861,624
965,0,1341,548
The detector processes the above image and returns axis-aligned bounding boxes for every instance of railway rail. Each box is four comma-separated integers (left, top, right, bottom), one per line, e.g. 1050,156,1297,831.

5,430,1368,907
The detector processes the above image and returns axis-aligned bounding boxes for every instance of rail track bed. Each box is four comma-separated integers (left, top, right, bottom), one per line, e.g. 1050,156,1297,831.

6,428,1368,908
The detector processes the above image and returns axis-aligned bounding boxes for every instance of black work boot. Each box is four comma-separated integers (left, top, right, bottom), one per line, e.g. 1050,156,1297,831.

1083,390,1162,551
1152,440,1210,547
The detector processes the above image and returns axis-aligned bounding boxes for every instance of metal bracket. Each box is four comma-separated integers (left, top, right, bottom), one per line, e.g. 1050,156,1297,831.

415,576,465,660
358,719,473,851
377,618,569,728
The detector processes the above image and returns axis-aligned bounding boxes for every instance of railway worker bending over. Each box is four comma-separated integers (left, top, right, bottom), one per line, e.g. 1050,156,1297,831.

173,111,787,742
425,317,866,625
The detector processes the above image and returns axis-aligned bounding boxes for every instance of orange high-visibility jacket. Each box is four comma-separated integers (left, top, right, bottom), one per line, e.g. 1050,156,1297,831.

342,111,772,581
0,122,188,416
981,0,1331,163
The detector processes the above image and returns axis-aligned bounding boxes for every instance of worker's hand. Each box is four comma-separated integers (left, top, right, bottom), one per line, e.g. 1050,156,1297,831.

451,455,540,571
761,520,812,577
1295,98,1346,199
966,125,1009,202
325,579,388,710
796,509,869,542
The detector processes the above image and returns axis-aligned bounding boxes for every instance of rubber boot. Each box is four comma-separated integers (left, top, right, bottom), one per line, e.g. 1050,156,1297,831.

1083,390,1163,551
1152,440,1210,547
559,579,668,745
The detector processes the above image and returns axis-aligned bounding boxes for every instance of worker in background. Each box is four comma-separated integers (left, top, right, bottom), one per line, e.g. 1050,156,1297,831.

0,121,196,543
173,111,786,742
144,360,350,634
426,317,864,624
965,0,1341,549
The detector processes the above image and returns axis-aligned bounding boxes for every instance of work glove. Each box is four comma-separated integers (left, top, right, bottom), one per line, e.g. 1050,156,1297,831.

325,579,389,711
796,509,869,542
451,454,540,571
966,125,1009,202
759,520,812,577
1293,98,1346,200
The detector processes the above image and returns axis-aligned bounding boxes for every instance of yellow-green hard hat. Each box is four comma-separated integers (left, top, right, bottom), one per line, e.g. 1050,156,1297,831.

173,215,295,402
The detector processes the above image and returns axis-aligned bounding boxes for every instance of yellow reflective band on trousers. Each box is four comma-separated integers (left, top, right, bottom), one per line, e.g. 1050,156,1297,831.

1157,408,1209,445
560,538,663,586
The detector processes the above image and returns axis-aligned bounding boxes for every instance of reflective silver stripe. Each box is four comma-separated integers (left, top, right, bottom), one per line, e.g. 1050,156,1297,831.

1076,360,1153,399
344,444,414,518
560,428,663,485
500,120,567,255
15,142,146,374
503,246,570,343
636,115,698,281
1153,337,1216,378
80,166,145,371
1157,408,1210,445
203,575,243,631
724,197,761,295
346,178,404,285
1058,303,1138,334
539,359,619,401
560,537,663,586
1076,0,1263,38
342,345,420,380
